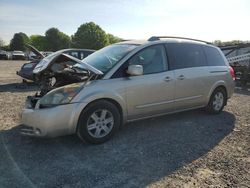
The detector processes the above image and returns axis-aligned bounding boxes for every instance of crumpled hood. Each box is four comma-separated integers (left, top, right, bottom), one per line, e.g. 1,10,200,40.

33,52,103,76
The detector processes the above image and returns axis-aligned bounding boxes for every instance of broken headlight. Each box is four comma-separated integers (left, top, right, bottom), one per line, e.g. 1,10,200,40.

39,83,83,107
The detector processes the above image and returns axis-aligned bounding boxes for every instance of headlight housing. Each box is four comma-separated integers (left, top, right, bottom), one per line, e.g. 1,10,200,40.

39,83,83,107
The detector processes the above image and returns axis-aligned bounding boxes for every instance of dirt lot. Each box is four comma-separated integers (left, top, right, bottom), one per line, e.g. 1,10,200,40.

0,60,249,188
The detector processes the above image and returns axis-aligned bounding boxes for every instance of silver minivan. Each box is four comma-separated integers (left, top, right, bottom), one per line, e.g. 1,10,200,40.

21,36,235,144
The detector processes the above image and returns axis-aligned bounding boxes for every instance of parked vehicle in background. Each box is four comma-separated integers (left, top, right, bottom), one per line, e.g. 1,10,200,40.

219,43,250,86
21,36,235,144
12,51,26,60
17,47,94,89
0,50,9,60
17,60,41,81
16,44,45,81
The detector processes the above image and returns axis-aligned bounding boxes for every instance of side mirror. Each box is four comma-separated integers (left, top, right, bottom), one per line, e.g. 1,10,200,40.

127,65,143,76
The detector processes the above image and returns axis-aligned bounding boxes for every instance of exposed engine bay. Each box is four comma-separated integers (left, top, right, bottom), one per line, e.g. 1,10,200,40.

33,53,100,97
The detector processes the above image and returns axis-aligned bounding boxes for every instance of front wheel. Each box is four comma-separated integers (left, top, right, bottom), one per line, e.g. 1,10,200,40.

206,88,227,114
77,100,121,144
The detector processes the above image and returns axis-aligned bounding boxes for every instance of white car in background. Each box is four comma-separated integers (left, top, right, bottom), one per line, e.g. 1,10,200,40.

12,51,26,60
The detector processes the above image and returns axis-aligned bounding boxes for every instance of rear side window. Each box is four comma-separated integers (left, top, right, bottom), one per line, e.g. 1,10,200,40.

166,43,206,70
203,46,225,66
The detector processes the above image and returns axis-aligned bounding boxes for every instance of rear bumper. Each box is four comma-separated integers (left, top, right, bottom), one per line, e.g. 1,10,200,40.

227,80,235,99
21,102,87,137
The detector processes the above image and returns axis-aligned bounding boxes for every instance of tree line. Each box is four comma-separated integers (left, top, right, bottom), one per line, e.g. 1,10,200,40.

1,22,249,52
1,22,122,52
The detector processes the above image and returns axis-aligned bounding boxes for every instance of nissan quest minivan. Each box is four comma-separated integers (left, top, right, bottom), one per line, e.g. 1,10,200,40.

21,36,235,144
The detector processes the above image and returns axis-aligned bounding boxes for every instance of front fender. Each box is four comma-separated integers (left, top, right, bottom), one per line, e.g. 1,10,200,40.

73,90,127,124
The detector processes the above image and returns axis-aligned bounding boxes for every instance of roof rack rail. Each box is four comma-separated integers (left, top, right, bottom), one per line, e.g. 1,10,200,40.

148,36,212,44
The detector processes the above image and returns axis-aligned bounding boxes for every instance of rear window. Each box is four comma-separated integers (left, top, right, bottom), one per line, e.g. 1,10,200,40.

203,46,225,66
166,43,206,70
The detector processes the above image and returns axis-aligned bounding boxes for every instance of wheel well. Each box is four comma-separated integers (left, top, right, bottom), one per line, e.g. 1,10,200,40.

84,98,123,124
215,86,227,98
99,98,123,116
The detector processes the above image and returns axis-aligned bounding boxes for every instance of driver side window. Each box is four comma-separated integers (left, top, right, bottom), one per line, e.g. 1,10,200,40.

128,45,168,75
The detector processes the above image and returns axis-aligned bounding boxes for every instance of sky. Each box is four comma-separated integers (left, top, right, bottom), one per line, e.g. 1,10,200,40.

0,0,250,44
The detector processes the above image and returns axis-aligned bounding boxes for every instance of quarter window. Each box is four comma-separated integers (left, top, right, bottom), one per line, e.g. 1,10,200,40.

203,46,225,66
167,43,206,69
128,45,168,74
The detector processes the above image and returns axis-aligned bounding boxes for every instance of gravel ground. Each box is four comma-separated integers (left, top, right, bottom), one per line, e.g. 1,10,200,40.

0,60,249,188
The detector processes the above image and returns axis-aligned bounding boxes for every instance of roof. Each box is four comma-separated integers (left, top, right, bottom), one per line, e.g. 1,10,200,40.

57,48,96,53
148,36,211,44
116,40,148,45
117,36,212,46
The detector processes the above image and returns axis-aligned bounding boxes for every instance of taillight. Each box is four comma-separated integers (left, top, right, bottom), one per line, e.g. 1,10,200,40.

229,66,235,81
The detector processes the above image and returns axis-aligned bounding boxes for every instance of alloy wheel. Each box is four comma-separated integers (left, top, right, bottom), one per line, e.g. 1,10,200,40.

86,109,114,138
212,92,224,111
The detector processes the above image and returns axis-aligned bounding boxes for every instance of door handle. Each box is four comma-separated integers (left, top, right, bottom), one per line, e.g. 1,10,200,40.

177,75,185,80
164,76,172,82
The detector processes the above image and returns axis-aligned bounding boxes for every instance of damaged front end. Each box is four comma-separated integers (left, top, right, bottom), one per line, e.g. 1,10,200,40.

36,64,90,96
24,52,103,111
33,53,103,96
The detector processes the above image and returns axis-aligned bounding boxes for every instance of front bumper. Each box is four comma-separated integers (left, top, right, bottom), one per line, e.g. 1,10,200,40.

16,70,34,81
21,102,87,137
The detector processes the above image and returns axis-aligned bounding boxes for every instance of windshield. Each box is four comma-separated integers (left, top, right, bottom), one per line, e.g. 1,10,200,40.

81,44,138,73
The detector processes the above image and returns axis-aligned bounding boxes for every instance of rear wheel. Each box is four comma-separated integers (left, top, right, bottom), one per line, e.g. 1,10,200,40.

206,87,226,114
77,100,121,144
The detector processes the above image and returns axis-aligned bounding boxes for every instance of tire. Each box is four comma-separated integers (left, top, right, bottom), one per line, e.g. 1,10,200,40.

77,100,121,144
206,87,227,114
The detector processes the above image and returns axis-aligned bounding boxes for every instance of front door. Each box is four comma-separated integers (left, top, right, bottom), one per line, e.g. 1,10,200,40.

125,44,175,120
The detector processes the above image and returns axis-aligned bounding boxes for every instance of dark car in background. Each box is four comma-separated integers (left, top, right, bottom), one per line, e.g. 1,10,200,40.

12,51,26,60
32,48,95,95
0,50,9,60
17,48,95,85
17,60,41,81
16,45,45,81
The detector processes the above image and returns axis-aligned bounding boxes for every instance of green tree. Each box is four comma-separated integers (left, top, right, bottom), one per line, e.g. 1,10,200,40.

213,40,222,46
45,28,70,51
30,35,46,51
10,32,29,51
214,40,247,46
107,33,122,44
223,40,242,46
72,22,108,50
